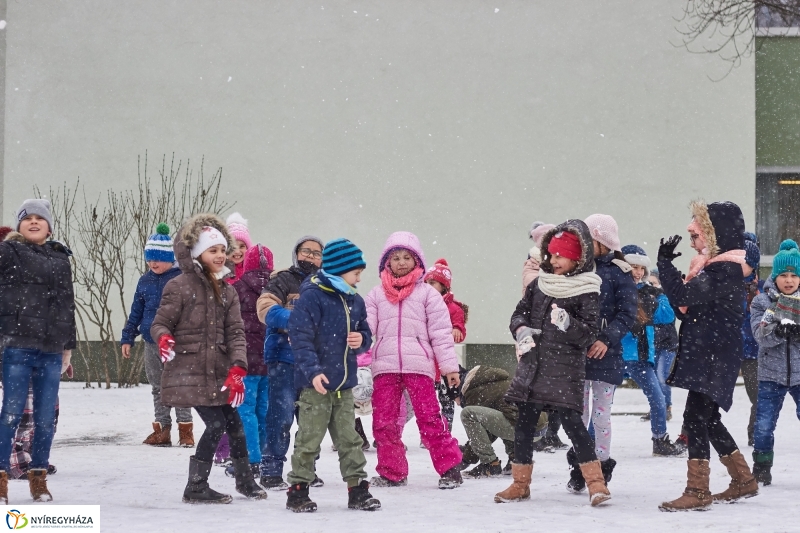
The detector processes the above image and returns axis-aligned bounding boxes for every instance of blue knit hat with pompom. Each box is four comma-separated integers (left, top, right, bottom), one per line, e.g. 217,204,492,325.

144,223,175,263
771,239,800,279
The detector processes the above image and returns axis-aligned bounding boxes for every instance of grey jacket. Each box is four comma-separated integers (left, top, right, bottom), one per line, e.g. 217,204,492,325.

750,278,800,387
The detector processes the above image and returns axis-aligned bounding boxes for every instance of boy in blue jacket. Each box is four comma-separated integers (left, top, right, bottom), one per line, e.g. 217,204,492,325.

285,238,380,513
120,224,189,447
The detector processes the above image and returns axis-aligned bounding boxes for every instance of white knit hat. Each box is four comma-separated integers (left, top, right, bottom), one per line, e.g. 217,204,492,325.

584,214,621,252
191,226,229,258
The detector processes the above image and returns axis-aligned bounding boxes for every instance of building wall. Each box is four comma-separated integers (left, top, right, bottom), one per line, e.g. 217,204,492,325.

2,1,755,344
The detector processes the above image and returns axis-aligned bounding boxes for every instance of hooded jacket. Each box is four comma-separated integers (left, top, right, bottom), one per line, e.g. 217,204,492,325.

621,283,675,364
0,232,76,353
121,266,181,345
150,213,247,408
750,277,800,387
365,231,459,380
505,220,600,412
233,244,274,376
461,365,518,426
288,270,372,391
657,201,746,411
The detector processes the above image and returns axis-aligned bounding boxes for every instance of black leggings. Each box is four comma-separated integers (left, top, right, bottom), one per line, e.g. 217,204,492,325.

515,403,596,464
683,390,738,460
194,405,248,464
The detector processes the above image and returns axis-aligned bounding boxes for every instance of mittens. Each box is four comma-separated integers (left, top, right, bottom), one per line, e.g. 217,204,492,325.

158,335,176,363
221,366,247,408
550,304,570,332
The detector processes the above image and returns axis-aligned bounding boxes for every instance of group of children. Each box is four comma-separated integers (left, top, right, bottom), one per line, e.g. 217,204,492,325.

2,195,790,512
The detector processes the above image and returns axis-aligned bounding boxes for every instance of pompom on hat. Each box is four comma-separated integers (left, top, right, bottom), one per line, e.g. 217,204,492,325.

144,223,175,263
771,239,800,279
424,258,453,291
226,212,252,250
584,213,621,252
530,222,556,247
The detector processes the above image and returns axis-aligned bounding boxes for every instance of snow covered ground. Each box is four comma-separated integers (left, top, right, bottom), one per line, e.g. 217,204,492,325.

29,382,800,532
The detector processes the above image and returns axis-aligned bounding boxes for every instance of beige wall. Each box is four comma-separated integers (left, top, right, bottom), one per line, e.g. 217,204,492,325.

2,1,755,343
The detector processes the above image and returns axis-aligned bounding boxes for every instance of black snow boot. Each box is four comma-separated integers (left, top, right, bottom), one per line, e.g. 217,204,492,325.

438,467,463,489
286,483,317,513
464,459,503,478
310,475,324,487
232,457,267,500
260,475,289,491
355,418,370,451
600,457,617,484
348,480,381,510
752,451,773,486
566,447,586,494
652,434,687,457
182,456,232,504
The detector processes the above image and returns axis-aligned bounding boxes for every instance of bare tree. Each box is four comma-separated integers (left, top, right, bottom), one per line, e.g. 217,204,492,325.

676,1,800,72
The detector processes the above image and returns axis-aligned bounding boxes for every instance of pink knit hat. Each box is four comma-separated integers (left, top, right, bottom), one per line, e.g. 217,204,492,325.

530,223,556,247
226,212,253,250
584,214,621,252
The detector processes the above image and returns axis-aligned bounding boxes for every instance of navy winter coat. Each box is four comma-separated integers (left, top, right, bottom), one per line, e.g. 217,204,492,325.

121,267,181,345
288,271,372,392
657,201,746,412
586,253,638,385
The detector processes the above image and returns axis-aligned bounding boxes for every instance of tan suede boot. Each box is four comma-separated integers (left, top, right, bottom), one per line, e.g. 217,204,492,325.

494,463,533,503
143,422,172,447
659,459,712,511
579,460,611,506
178,422,195,448
712,450,759,503
0,471,7,505
28,469,52,502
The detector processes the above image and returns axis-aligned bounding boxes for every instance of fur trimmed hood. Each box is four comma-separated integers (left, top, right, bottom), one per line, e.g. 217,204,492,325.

2,230,72,255
689,201,745,258
539,219,596,276
174,213,235,273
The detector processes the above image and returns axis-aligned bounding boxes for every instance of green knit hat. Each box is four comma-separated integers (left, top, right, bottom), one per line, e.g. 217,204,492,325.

771,239,800,279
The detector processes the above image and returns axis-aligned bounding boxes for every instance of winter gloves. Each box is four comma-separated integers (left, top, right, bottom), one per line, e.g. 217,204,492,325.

158,335,176,363
515,327,541,359
658,235,683,262
775,322,800,338
550,304,570,332
222,366,247,407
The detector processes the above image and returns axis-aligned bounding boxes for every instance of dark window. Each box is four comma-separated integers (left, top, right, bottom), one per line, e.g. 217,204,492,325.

756,171,800,254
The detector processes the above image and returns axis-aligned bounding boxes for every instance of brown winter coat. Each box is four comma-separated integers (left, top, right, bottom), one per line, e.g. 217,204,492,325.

150,214,247,408
505,220,600,413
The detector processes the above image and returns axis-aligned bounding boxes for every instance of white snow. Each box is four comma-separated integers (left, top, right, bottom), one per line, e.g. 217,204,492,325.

36,382,800,531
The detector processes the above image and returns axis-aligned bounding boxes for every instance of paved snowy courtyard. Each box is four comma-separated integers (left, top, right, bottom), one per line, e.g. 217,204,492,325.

30,381,800,532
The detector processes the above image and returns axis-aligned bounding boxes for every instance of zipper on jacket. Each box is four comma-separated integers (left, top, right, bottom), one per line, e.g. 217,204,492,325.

398,300,403,372
335,295,351,393
787,336,791,387
417,336,432,360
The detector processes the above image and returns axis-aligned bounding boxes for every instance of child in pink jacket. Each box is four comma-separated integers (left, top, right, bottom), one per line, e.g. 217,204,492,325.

365,231,463,489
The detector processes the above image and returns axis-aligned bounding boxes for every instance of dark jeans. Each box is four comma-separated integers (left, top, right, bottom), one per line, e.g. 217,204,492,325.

624,360,667,438
740,359,758,442
655,349,675,407
682,390,738,460
753,380,800,453
0,348,62,471
262,361,297,477
515,403,596,464
194,405,248,463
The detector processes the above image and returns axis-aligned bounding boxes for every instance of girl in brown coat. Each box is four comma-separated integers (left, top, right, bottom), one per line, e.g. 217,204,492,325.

151,213,266,504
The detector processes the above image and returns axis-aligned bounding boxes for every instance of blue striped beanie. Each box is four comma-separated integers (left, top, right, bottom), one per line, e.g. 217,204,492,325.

145,223,175,263
322,238,366,276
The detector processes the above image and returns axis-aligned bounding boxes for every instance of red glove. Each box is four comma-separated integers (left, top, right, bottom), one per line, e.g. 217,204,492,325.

221,366,247,407
158,335,176,363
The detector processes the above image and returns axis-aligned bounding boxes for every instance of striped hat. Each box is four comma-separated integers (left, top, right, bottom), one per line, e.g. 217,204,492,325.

322,238,366,276
145,223,175,263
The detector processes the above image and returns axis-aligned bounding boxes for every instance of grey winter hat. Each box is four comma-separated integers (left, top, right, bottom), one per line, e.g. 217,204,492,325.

16,199,54,234
292,235,325,267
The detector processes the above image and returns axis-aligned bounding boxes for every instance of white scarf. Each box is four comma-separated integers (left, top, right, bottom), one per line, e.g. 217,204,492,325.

537,270,602,298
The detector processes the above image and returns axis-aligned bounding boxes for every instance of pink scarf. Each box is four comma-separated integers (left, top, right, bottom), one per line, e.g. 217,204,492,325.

381,266,424,304
679,249,747,313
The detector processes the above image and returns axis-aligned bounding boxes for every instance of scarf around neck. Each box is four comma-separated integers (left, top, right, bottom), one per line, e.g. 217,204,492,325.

537,270,602,299
381,265,424,304
320,269,358,295
680,248,746,313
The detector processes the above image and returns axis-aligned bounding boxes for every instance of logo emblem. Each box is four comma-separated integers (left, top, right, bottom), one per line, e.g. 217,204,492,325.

6,510,28,530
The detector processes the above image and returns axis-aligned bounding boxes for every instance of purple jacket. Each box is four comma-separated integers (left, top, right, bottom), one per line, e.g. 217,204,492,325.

365,231,458,381
233,245,274,376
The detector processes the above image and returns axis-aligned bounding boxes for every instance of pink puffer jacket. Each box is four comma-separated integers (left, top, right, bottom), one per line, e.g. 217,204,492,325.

365,231,459,380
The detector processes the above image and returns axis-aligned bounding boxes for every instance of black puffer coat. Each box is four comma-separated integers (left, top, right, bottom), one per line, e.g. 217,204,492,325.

0,232,76,353
657,201,746,411
505,220,600,412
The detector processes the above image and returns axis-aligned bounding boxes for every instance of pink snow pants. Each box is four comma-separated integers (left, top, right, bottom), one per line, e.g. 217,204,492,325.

373,373,462,481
